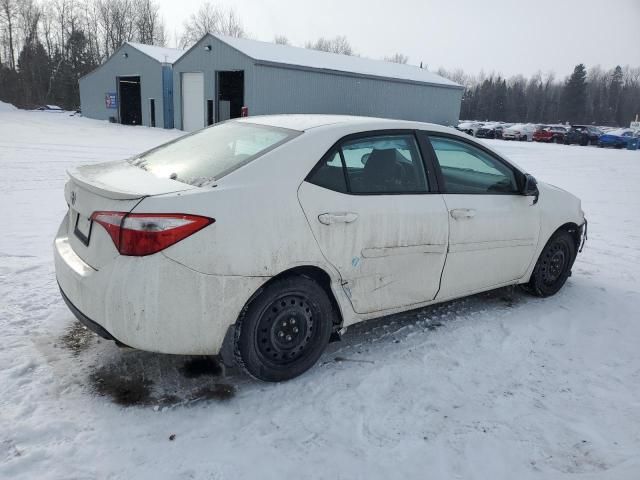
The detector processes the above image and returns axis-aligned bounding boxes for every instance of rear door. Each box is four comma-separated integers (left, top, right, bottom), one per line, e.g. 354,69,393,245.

424,134,541,299
298,131,449,314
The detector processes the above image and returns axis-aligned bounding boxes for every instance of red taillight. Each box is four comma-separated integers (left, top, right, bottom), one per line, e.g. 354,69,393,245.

91,212,214,256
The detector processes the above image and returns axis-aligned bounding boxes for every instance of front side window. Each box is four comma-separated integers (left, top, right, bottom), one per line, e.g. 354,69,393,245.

429,136,519,194
130,122,299,186
307,133,429,194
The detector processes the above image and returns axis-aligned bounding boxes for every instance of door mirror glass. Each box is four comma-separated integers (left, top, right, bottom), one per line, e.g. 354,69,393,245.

522,173,539,204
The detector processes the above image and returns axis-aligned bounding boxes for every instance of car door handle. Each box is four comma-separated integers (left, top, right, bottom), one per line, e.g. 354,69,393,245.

318,212,359,225
450,208,476,219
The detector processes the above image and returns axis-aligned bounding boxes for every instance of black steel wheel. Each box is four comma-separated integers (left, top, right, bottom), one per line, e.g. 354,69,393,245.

523,230,576,297
234,275,333,382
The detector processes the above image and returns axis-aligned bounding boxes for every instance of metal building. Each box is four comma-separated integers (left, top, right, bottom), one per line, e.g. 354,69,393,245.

79,42,184,128
173,34,463,132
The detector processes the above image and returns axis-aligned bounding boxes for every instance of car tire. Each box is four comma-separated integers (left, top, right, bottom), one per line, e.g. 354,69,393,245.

523,230,576,297
234,275,334,382
554,137,561,144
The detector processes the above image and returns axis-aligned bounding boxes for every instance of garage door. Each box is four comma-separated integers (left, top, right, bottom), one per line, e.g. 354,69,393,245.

181,72,204,132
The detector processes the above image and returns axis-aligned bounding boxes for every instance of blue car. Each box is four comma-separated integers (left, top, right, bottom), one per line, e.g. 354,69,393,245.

598,129,639,149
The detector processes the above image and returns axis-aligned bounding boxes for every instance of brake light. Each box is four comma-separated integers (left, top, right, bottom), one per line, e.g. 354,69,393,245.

91,212,214,256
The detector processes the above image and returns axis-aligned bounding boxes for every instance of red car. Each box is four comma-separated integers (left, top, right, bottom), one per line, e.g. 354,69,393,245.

533,126,567,143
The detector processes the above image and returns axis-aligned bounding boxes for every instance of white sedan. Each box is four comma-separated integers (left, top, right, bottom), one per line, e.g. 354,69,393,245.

54,115,587,381
503,123,537,141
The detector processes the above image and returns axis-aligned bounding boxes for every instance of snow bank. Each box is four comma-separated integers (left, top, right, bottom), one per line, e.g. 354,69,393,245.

0,100,17,111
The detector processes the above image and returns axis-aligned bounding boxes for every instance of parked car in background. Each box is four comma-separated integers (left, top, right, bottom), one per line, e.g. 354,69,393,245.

475,123,505,139
456,121,484,136
598,128,639,149
564,125,602,146
34,105,64,112
54,115,587,381
533,126,567,143
503,124,536,141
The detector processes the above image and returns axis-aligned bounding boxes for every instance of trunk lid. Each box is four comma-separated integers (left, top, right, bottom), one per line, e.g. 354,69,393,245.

64,161,198,269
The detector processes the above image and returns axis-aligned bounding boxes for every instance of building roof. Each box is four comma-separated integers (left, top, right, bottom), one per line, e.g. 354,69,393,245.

126,42,185,64
208,34,462,89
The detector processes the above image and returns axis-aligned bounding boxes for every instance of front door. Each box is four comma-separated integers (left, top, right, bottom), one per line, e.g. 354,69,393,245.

298,132,449,315
118,76,141,125
425,134,541,299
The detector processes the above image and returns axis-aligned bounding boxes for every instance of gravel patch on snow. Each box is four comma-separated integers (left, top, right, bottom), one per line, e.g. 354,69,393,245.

1,111,639,479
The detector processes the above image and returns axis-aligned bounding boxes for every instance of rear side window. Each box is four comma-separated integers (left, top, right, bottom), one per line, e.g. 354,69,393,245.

306,150,347,193
307,133,429,194
130,122,299,186
429,136,518,194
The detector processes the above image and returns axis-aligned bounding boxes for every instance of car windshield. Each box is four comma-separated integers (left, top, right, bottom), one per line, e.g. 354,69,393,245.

130,122,299,186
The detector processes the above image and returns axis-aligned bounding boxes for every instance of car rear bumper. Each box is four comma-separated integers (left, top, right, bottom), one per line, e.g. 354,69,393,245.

54,219,267,355
59,284,125,344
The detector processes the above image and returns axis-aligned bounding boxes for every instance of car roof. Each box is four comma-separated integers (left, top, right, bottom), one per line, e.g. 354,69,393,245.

235,114,455,134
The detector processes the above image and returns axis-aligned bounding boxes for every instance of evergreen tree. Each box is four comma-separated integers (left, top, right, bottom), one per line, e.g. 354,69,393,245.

561,64,588,123
494,78,507,120
17,40,50,107
608,65,623,125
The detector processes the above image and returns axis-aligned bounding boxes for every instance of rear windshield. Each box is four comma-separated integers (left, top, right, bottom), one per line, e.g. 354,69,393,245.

130,122,299,186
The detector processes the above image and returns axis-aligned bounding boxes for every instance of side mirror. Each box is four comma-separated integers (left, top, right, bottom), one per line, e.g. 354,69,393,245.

522,173,539,205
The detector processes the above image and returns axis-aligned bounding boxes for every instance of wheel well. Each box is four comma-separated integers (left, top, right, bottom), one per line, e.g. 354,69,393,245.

247,266,344,329
555,222,581,251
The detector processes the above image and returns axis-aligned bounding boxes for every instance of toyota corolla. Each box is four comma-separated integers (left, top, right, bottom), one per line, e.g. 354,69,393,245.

54,115,586,381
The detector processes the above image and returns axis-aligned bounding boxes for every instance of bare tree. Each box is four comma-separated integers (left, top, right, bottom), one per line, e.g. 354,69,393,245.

0,0,17,68
97,0,136,56
384,52,408,64
305,35,354,55
436,67,471,87
134,0,165,45
179,1,244,48
273,34,288,45
17,0,41,45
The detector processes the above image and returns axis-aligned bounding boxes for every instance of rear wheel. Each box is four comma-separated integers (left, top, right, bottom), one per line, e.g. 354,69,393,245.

523,230,576,297
234,275,333,382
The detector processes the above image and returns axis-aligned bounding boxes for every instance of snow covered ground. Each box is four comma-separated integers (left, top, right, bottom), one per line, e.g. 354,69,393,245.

1,109,639,479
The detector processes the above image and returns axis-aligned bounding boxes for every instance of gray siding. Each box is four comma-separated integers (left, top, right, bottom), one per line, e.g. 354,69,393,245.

251,64,462,126
169,33,462,130
172,35,255,130
79,44,167,127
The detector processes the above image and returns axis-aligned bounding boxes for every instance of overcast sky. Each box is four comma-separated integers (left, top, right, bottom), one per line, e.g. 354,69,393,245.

159,0,640,78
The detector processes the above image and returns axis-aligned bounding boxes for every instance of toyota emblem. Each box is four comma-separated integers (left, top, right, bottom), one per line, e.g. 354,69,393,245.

71,191,76,205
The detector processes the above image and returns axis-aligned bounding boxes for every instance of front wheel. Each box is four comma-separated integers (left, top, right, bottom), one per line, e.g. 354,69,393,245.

523,230,576,297
234,275,334,382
